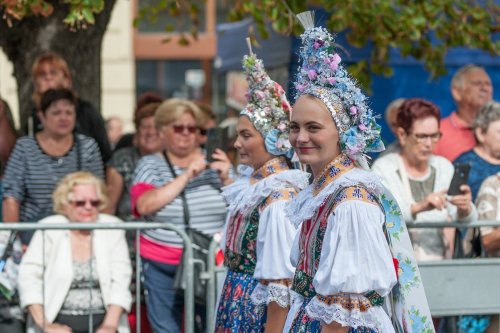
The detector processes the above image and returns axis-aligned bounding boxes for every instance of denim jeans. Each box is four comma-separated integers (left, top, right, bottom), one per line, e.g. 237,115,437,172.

141,258,182,333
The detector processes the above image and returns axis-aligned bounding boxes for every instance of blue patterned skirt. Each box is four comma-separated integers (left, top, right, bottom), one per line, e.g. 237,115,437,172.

214,270,267,333
287,296,378,333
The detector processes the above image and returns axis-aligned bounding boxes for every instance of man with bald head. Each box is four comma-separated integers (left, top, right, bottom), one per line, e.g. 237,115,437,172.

435,64,493,161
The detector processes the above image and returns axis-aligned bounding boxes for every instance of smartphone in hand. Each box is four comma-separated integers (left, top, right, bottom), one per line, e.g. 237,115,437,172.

447,163,471,196
205,127,229,162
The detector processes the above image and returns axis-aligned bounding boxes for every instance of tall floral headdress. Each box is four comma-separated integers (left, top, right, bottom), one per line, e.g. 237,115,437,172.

241,38,294,158
294,11,385,169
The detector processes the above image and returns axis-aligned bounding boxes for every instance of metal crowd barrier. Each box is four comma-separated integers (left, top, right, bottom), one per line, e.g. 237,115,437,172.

205,237,225,332
0,222,197,333
5,219,500,332
407,220,500,329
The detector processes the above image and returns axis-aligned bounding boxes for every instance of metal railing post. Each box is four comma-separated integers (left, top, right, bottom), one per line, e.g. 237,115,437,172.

205,237,219,331
135,229,141,333
176,229,195,333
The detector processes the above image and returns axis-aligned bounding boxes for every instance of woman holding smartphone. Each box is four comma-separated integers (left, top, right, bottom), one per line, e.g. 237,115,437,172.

373,98,476,261
214,44,309,333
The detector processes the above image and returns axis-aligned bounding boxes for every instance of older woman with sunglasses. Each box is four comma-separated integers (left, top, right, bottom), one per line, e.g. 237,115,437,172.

131,98,232,333
373,98,477,261
18,171,132,333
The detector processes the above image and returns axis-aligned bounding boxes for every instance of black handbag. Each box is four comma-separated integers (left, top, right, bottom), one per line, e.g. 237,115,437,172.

453,227,485,259
163,151,210,304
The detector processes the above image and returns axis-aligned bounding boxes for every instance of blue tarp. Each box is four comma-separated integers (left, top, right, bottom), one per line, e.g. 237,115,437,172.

215,14,500,146
215,19,291,72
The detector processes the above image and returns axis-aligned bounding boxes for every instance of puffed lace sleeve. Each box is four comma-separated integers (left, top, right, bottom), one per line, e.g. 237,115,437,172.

306,200,397,331
219,212,231,252
251,199,297,308
290,228,301,268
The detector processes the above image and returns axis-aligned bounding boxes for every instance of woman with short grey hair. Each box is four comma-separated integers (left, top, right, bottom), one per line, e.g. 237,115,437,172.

455,101,500,201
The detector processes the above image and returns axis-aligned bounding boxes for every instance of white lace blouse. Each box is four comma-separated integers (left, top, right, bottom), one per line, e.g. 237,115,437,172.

284,157,398,332
221,159,310,308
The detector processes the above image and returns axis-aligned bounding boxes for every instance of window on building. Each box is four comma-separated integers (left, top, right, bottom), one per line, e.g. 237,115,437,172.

136,60,203,99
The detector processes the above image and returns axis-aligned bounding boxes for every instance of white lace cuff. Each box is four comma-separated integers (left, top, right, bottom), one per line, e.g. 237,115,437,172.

251,281,292,308
305,294,393,332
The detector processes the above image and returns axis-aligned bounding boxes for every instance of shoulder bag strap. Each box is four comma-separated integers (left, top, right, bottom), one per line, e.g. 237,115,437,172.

74,132,82,171
163,151,190,226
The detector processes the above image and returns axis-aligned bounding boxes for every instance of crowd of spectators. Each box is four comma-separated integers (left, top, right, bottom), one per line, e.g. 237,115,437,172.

1,50,499,333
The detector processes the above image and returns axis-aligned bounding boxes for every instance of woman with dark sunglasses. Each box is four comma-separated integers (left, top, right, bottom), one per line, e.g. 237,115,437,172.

131,98,232,333
18,171,132,333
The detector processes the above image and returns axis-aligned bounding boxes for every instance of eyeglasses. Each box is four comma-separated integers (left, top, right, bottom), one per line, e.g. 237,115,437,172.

411,132,442,143
70,199,101,208
172,125,197,134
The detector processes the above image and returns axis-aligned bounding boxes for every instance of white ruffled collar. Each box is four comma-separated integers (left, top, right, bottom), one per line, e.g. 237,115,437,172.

222,163,310,215
286,160,384,228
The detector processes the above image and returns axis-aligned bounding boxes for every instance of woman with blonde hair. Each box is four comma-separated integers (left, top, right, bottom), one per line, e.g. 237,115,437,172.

131,98,232,332
18,171,132,333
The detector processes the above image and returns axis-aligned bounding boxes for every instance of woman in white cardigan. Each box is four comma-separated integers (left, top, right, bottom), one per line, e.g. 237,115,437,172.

373,98,477,261
18,171,132,333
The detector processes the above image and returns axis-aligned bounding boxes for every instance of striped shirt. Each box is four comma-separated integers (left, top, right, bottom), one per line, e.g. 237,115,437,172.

132,153,227,247
2,134,104,235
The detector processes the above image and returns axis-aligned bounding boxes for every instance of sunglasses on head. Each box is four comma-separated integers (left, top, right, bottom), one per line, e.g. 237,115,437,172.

70,199,101,208
172,125,197,134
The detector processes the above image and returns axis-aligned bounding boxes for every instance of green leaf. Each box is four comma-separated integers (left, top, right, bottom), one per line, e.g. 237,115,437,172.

81,8,95,24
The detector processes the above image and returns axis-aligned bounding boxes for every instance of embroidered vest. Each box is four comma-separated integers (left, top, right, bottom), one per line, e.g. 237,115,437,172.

291,186,381,306
223,157,298,275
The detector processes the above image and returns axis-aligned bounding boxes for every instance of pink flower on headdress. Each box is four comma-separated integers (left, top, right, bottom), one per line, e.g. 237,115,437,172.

327,77,336,85
313,41,323,49
329,62,338,71
350,106,358,115
255,90,265,100
332,53,341,64
307,70,318,80
277,123,286,131
297,84,305,92
358,123,367,131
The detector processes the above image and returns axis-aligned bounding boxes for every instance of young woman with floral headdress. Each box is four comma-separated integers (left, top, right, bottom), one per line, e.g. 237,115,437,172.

283,12,435,333
214,41,309,333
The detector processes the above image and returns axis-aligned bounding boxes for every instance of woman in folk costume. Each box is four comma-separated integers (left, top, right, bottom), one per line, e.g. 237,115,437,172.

214,40,309,333
283,11,436,333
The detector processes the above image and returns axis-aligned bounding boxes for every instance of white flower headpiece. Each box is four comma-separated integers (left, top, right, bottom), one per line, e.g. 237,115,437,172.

294,11,385,169
241,38,294,158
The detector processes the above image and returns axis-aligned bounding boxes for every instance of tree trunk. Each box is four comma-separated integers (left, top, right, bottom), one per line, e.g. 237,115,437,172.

0,0,117,134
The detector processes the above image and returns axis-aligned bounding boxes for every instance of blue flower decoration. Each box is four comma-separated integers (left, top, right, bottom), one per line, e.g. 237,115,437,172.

264,129,294,159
